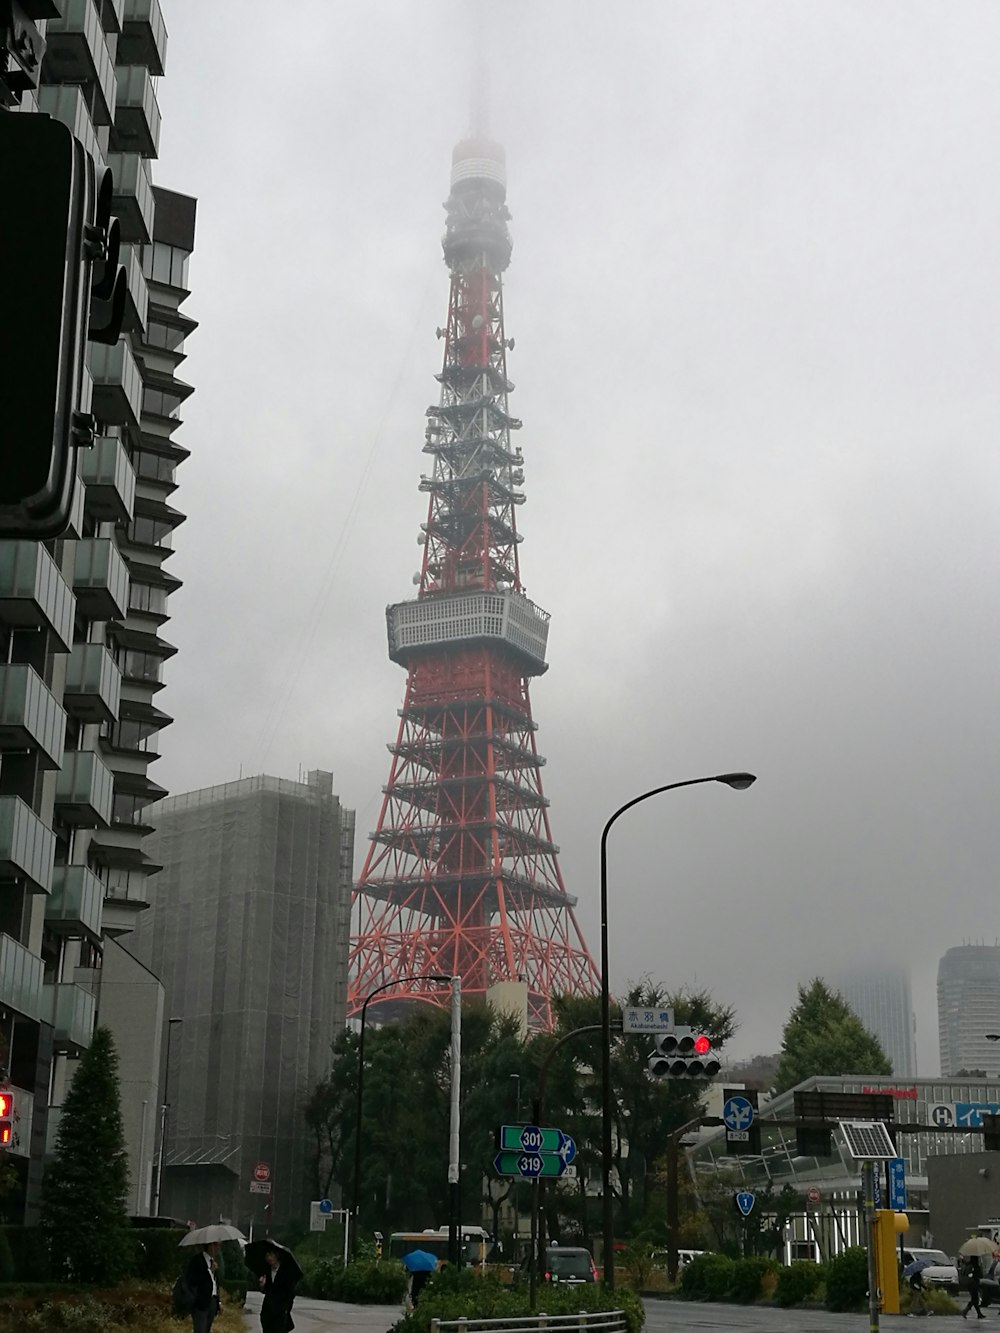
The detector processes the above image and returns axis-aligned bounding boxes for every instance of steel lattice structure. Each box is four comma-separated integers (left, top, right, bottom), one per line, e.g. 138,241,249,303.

348,136,599,1030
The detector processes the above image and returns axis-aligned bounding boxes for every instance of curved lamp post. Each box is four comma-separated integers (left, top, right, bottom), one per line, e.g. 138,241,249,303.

600,771,756,1289
351,974,450,1259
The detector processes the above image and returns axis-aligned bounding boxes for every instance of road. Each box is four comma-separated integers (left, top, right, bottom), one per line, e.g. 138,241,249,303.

243,1294,874,1333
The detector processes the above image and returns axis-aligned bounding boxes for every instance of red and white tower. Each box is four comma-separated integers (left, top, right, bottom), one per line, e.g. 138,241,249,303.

349,136,599,1029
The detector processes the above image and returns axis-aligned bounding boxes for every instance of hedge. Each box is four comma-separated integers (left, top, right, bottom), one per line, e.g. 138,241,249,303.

774,1259,824,1307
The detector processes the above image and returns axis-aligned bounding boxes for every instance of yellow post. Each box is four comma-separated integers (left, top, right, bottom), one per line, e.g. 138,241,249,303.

873,1211,909,1315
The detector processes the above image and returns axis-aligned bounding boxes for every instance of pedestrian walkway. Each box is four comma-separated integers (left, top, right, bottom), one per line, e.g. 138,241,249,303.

243,1292,403,1333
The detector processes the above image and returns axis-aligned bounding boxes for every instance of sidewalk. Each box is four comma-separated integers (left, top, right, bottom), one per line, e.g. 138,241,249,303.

243,1292,403,1333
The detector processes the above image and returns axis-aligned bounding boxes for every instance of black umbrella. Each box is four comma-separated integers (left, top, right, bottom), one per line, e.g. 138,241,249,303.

244,1239,303,1283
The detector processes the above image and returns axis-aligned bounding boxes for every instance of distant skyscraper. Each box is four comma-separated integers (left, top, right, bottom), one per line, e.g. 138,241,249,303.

133,771,355,1227
938,945,1000,1078
830,967,918,1078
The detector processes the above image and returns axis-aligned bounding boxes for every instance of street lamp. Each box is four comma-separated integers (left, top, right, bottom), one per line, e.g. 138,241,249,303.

351,974,450,1259
599,771,756,1289
151,1016,183,1218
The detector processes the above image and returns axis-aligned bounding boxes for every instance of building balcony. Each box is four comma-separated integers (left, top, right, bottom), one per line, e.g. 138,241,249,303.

111,64,161,158
106,151,154,244
46,865,104,941
88,824,160,875
54,750,115,828
118,0,167,77
120,245,149,337
69,539,130,621
100,0,123,34
87,339,143,437
0,935,44,1023
45,982,97,1055
63,643,122,726
0,798,55,895
79,435,136,525
0,665,65,770
42,0,117,125
35,84,105,167
0,543,74,652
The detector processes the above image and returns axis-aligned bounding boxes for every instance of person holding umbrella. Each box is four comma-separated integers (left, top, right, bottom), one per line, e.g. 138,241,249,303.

964,1258,987,1320
402,1249,439,1307
178,1224,245,1333
958,1238,999,1320
245,1238,302,1332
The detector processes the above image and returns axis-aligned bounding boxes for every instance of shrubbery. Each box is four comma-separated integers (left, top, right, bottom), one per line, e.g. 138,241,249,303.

387,1267,644,1333
728,1256,779,1304
774,1259,824,1307
679,1252,735,1300
824,1246,868,1312
301,1256,409,1303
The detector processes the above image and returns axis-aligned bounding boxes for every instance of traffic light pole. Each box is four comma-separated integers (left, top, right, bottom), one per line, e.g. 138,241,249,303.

527,1023,603,1311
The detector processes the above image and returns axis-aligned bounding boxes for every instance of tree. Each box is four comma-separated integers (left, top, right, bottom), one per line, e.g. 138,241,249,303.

41,1026,133,1283
774,979,892,1093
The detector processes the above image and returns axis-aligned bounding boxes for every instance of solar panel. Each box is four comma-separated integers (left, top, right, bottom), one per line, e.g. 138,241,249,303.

840,1120,897,1160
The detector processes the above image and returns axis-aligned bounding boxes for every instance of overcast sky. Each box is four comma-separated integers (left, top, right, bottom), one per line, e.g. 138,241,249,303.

150,1,1000,1074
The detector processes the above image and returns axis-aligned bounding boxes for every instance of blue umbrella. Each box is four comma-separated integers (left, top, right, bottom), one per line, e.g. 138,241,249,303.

904,1257,933,1277
402,1250,439,1273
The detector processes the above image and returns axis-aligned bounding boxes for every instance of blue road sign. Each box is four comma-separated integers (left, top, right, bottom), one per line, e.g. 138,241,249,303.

558,1132,577,1164
493,1151,566,1179
723,1096,755,1134
735,1190,755,1217
319,1198,333,1214
888,1157,906,1210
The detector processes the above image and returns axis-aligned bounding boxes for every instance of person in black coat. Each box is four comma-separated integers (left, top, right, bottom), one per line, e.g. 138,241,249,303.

258,1244,298,1333
184,1242,221,1333
964,1258,986,1320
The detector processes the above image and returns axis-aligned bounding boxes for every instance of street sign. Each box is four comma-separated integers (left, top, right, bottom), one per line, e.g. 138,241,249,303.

498,1124,564,1153
723,1095,755,1135
888,1157,906,1210
735,1191,755,1217
872,1170,882,1208
493,1151,567,1179
319,1198,333,1214
310,1201,328,1232
250,1180,272,1195
623,1006,674,1034
806,1185,822,1204
254,1161,271,1182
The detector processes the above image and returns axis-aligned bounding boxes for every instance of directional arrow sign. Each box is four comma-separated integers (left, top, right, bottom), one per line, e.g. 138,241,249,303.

498,1124,564,1153
493,1151,567,1179
558,1132,577,1164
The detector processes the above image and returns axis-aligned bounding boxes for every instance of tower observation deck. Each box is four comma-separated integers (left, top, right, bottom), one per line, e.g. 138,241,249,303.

348,137,599,1030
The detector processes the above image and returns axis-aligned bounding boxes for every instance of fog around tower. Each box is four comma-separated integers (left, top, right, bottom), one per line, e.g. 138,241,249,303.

150,2,1000,1074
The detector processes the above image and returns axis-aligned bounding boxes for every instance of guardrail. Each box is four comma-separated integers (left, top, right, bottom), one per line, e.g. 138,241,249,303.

432,1312,628,1333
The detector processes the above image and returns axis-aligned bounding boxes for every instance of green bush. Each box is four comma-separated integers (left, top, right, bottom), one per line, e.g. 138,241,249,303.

825,1246,868,1312
774,1259,824,1307
388,1267,644,1333
679,1252,735,1300
131,1228,186,1281
728,1256,779,1304
1,1226,52,1282
301,1256,408,1303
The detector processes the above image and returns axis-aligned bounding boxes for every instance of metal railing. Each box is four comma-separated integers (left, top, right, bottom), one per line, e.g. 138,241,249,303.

432,1313,628,1333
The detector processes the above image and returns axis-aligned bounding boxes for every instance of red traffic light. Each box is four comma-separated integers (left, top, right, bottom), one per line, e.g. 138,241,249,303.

693,1034,711,1055
0,1093,13,1118
0,1123,11,1147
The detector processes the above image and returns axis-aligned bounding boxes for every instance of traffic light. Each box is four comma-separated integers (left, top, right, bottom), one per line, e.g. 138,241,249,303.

0,111,125,538
0,1091,14,1149
983,1113,1000,1152
648,1027,721,1079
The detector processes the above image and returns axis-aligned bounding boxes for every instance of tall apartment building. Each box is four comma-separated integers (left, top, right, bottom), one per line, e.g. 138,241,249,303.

830,966,918,1078
132,773,355,1228
0,0,193,1219
938,945,1000,1079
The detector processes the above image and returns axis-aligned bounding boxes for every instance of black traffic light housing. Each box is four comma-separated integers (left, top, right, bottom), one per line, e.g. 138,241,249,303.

0,111,126,538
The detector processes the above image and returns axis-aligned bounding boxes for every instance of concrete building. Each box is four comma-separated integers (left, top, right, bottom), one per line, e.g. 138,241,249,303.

938,945,1000,1078
830,966,918,1078
0,0,193,1220
133,773,355,1229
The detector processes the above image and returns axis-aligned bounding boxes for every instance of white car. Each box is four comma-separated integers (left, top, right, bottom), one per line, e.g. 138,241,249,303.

903,1247,959,1291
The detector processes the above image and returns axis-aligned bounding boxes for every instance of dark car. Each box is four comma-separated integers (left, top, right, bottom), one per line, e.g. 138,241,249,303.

540,1246,598,1285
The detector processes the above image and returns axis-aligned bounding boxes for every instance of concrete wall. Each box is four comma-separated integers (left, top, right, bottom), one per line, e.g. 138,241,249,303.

927,1150,1000,1254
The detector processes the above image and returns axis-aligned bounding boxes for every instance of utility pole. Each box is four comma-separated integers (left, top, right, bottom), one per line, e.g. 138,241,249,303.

447,976,462,1265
